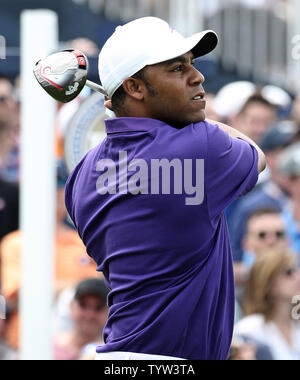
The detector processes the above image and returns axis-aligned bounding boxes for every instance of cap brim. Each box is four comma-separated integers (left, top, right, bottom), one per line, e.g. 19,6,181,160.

189,30,219,58
145,30,218,67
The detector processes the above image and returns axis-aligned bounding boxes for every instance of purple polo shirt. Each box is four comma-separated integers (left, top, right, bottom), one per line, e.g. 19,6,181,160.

65,117,258,360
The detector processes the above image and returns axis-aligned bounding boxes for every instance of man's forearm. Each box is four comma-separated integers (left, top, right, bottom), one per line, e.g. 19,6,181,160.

206,118,266,173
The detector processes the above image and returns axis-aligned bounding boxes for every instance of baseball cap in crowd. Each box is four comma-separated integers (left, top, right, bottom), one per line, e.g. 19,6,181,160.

99,17,218,99
260,121,298,152
74,278,109,302
214,82,292,119
279,142,300,177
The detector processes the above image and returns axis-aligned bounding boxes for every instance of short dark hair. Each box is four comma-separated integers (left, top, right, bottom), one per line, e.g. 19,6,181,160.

111,67,156,115
111,83,127,115
74,278,109,302
240,93,276,115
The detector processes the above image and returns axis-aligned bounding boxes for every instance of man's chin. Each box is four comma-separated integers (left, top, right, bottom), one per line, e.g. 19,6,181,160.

193,110,206,123
165,110,206,128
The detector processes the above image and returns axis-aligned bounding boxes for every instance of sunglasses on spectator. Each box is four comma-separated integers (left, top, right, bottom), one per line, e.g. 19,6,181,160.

256,230,286,240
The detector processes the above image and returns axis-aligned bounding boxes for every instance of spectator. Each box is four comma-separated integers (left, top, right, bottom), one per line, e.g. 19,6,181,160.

213,82,281,143
0,303,17,360
0,77,16,123
0,114,13,168
0,178,19,242
280,142,300,257
231,94,277,144
69,38,99,57
0,162,98,350
228,336,257,361
0,115,19,242
227,121,299,263
234,208,290,286
54,278,109,360
260,121,299,188
229,334,274,361
235,249,300,360
0,77,20,183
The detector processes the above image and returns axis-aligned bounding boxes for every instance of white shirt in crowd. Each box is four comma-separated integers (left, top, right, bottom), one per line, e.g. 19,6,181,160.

235,314,300,360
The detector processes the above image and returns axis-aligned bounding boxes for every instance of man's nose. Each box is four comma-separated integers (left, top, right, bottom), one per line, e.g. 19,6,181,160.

266,236,277,246
83,307,99,319
189,67,205,86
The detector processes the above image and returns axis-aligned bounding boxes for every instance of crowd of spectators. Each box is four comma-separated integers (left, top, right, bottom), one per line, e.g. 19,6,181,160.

208,83,300,360
0,34,300,360
0,39,109,361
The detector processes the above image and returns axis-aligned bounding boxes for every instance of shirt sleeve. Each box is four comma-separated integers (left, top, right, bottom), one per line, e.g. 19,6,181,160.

65,181,74,226
205,122,259,219
65,169,79,229
64,154,88,229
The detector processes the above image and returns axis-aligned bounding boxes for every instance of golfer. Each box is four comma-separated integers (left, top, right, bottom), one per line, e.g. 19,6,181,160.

65,17,266,360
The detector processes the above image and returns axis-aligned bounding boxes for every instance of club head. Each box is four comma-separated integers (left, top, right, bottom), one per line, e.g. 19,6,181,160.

33,49,89,103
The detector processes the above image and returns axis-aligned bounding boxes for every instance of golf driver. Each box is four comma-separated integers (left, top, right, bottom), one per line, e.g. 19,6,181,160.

33,49,107,103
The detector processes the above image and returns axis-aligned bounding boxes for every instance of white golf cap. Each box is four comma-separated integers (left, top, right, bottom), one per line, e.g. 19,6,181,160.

214,81,292,118
214,81,256,118
99,17,218,99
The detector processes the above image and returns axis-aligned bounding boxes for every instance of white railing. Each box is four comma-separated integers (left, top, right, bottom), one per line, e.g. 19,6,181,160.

72,0,169,20
71,0,300,93
203,0,300,94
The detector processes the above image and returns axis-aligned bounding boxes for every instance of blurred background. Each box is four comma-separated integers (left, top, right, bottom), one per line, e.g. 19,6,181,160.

0,0,300,361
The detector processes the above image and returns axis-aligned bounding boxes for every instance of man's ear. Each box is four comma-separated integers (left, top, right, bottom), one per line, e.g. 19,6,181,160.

122,78,144,101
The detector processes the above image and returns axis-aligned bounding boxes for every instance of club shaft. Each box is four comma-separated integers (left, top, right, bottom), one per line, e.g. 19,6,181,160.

86,80,107,96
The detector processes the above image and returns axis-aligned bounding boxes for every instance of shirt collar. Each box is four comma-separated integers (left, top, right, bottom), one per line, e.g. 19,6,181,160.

105,117,167,134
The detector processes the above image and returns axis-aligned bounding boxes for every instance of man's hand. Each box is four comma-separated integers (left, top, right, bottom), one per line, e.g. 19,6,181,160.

104,97,113,111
